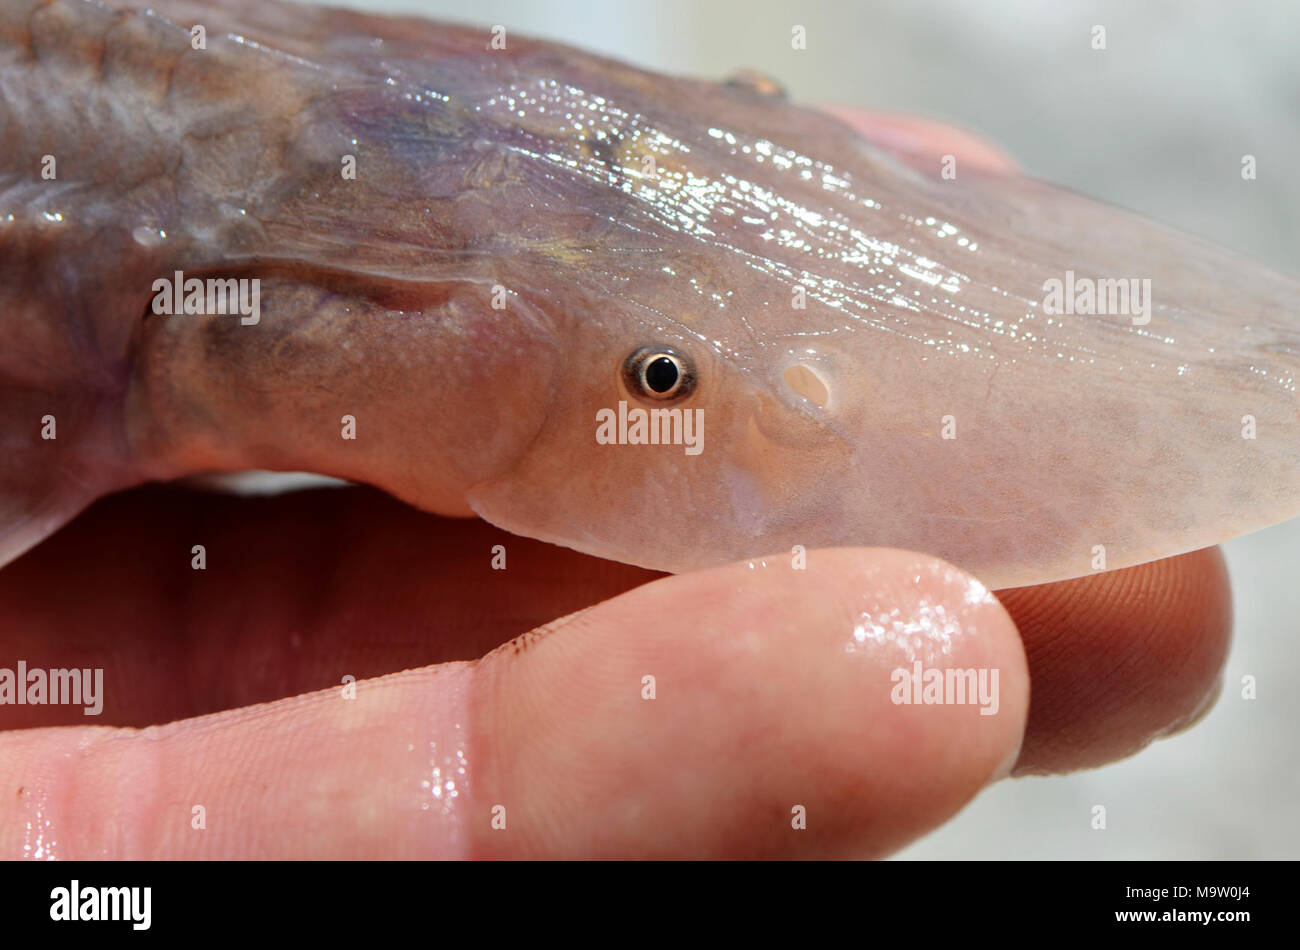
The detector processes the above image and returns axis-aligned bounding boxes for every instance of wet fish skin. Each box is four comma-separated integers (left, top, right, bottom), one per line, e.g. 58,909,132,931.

1,0,1297,588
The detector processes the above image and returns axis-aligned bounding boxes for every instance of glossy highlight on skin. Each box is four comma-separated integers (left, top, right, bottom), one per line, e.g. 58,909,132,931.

0,0,1296,588
847,562,999,664
20,785,58,860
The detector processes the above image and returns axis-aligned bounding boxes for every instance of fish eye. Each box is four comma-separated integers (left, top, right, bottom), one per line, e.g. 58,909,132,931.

622,345,696,402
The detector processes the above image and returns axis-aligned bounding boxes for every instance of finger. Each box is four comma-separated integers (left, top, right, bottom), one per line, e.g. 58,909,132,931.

0,548,1027,859
0,484,661,728
1,484,1230,779
995,545,1231,775
819,104,1019,173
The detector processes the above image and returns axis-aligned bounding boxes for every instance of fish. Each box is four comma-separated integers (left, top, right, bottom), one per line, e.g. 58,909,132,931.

1,0,1297,590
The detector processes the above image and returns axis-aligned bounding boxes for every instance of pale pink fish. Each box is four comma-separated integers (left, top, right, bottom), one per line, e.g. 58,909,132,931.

1,0,1296,589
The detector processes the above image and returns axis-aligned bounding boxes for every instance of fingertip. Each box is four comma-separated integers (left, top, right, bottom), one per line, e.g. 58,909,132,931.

997,546,1231,775
817,103,1020,174
469,547,1028,858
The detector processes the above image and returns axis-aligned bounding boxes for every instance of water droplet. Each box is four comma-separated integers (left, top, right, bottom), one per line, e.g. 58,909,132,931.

132,225,165,248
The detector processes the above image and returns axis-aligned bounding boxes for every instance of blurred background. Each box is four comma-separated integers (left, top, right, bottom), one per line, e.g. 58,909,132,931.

306,0,1300,858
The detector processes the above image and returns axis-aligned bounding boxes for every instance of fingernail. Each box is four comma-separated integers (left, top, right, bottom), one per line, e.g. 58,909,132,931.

988,740,1022,784
863,124,925,155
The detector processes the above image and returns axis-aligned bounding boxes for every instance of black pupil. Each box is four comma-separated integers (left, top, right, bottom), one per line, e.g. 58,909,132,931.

644,356,679,393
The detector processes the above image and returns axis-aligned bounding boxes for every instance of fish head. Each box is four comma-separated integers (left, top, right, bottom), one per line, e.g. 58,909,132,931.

215,24,1297,589
453,59,1300,586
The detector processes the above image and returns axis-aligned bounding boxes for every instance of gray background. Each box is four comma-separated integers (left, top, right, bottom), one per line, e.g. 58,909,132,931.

304,0,1300,858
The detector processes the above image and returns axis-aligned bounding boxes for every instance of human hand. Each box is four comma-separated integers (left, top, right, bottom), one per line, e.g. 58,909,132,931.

0,481,1227,858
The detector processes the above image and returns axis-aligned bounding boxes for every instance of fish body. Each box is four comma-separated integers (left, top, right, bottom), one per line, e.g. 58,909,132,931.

2,0,1297,588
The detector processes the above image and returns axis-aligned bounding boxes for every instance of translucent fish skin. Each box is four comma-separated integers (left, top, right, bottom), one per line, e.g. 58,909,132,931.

1,0,1297,587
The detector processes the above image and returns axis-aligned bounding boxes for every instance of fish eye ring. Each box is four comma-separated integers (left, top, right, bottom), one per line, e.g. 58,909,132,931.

622,346,696,402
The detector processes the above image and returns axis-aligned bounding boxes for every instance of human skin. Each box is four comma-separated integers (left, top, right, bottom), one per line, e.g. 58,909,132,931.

0,114,1230,859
